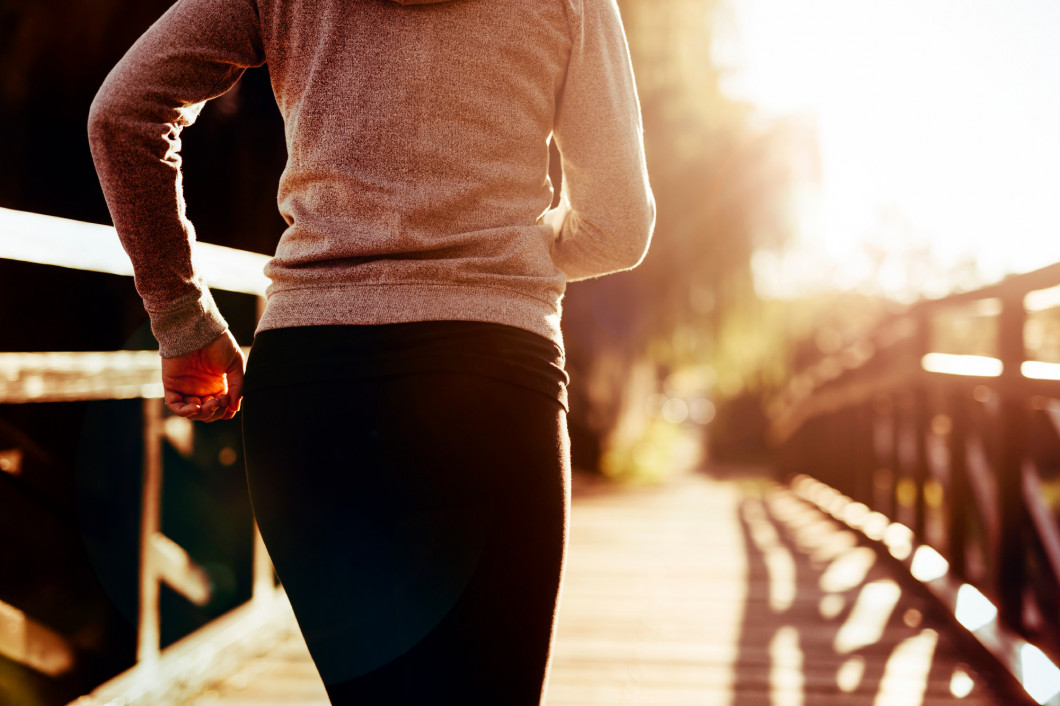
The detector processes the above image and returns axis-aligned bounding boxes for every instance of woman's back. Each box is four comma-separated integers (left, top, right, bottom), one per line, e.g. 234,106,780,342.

88,0,653,356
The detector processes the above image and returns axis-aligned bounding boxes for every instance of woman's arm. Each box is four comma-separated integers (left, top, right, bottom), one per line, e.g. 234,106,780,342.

87,0,265,359
88,0,264,419
549,0,656,282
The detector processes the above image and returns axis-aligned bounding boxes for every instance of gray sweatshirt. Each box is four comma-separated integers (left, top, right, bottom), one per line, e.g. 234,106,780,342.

88,0,655,357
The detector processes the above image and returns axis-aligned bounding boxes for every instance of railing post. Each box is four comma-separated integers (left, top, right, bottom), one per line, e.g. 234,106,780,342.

876,394,899,520
996,291,1027,631
137,397,164,664
250,294,277,602
947,383,970,580
842,406,858,499
855,401,874,507
912,310,931,538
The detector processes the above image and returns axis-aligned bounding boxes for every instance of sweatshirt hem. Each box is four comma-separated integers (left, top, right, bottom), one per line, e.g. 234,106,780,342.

255,282,564,351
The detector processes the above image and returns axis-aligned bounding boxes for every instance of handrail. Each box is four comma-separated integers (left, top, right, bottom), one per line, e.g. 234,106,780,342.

0,206,270,296
0,351,163,403
0,208,278,697
771,260,1060,705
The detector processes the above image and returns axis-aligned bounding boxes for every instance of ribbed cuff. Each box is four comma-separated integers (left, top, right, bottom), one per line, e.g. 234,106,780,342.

149,283,229,358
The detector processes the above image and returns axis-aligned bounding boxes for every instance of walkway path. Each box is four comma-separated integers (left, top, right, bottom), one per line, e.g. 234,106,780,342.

189,470,1004,705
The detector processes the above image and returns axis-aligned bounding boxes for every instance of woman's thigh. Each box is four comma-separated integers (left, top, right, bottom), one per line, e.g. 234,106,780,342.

241,371,570,705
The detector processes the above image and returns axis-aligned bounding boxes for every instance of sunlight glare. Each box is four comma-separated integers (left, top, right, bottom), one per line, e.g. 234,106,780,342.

1022,361,1060,381
921,353,1003,377
743,502,796,612
721,0,1060,299
807,530,858,564
882,523,914,561
840,502,869,527
819,594,844,620
860,512,890,541
902,609,923,629
836,656,865,693
770,626,804,706
910,546,949,583
834,580,901,654
875,630,939,706
1025,285,1060,313
0,449,22,476
1020,643,1060,705
949,665,975,699
954,584,997,632
819,546,876,593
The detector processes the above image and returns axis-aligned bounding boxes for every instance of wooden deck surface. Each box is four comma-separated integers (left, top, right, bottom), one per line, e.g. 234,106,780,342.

188,470,1003,705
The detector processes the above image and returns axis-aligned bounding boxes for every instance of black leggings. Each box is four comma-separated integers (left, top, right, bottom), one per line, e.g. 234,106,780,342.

240,329,570,705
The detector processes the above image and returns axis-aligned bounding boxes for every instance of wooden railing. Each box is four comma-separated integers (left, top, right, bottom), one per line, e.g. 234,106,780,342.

771,261,1060,705
0,207,285,703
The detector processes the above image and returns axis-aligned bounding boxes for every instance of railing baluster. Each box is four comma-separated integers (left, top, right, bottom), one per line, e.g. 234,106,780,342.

947,383,970,580
883,395,900,520
771,260,1060,700
912,310,931,539
0,210,281,697
137,397,164,664
996,291,1029,632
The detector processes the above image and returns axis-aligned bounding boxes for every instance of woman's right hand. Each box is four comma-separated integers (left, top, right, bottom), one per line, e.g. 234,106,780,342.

160,329,245,422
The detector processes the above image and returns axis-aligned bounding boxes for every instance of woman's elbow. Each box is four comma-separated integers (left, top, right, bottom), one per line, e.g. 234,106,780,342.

621,191,655,270
87,87,119,148
86,78,142,150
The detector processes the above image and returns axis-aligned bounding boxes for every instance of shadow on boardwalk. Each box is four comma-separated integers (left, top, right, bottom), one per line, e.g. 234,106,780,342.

722,464,1002,706
547,463,1004,705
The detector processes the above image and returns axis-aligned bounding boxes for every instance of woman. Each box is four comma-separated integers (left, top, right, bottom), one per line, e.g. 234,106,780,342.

88,0,653,703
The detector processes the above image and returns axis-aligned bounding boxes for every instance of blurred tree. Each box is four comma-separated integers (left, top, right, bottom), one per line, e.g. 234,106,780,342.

562,0,820,470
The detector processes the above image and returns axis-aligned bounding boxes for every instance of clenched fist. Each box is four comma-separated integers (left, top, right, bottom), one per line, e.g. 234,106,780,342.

161,330,245,422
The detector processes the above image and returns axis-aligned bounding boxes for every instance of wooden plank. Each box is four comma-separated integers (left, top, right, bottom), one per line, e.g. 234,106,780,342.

71,592,302,706
188,621,328,706
169,471,1004,705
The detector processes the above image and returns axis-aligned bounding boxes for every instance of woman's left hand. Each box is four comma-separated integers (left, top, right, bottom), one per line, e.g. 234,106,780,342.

161,330,245,422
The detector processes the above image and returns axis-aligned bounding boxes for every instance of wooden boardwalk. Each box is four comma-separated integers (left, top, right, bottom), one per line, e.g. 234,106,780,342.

187,470,1004,705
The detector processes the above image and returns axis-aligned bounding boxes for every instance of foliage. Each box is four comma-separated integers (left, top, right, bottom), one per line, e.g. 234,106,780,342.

563,0,826,471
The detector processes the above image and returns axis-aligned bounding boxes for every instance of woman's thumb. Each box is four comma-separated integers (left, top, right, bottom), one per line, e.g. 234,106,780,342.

225,351,245,413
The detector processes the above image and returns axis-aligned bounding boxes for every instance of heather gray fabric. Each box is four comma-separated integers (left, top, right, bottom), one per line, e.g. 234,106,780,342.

88,0,655,358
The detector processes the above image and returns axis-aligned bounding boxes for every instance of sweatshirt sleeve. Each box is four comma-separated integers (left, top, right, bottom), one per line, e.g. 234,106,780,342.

87,0,265,357
548,0,656,282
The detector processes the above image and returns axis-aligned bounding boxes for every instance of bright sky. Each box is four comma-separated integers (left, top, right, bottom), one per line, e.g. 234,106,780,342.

715,0,1060,300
